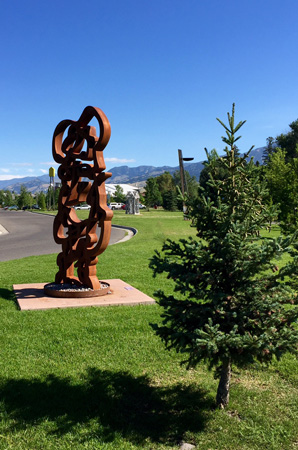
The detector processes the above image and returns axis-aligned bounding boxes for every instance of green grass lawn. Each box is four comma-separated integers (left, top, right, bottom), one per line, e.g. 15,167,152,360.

0,211,297,449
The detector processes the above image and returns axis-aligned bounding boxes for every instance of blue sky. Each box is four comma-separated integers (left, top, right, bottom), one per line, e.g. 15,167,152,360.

0,0,297,180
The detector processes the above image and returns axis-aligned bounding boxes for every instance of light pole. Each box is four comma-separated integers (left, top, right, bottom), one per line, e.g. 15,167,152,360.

49,167,55,210
178,149,194,216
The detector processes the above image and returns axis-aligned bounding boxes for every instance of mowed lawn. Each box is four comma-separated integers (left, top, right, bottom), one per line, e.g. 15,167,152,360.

0,211,297,449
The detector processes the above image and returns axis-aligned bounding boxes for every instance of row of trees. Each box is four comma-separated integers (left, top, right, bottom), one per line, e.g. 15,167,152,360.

0,177,203,213
144,170,198,210
261,121,298,232
1,183,144,211
0,186,57,210
144,118,298,220
106,175,197,211
263,119,298,162
1,184,141,211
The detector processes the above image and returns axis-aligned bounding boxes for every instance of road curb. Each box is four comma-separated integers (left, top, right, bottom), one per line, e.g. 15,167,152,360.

28,211,138,243
111,224,138,235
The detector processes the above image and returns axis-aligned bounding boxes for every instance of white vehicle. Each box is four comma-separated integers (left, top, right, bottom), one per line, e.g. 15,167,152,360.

109,202,124,210
74,204,91,210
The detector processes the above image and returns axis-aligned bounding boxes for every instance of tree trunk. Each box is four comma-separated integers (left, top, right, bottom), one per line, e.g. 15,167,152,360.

216,359,231,408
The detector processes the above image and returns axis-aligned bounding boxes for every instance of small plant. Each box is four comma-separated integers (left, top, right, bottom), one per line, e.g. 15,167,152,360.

150,104,298,408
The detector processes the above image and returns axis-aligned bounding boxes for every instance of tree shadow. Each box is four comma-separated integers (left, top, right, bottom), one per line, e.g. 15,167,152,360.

0,287,18,306
0,368,212,445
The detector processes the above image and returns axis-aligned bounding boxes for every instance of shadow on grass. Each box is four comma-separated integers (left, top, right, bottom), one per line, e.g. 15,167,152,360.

0,287,17,306
0,368,211,445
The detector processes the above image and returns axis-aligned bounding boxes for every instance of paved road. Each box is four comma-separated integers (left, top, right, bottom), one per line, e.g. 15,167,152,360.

0,210,128,262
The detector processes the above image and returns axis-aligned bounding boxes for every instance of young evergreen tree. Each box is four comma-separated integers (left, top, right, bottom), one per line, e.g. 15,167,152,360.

150,104,298,408
198,148,229,203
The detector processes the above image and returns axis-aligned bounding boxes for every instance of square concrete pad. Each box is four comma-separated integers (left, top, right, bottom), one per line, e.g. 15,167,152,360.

13,279,155,311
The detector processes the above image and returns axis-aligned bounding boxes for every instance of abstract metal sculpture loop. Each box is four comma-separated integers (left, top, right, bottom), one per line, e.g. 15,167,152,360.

46,106,113,295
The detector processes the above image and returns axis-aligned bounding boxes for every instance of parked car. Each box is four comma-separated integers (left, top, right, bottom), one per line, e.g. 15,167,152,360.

139,204,146,209
74,204,91,210
22,205,40,210
109,202,124,210
121,204,126,210
8,205,18,210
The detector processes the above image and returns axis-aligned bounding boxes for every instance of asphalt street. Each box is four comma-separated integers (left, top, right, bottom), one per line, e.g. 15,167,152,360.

0,210,128,262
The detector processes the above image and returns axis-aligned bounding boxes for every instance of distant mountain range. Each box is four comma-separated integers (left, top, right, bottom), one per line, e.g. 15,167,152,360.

0,174,57,195
0,147,265,194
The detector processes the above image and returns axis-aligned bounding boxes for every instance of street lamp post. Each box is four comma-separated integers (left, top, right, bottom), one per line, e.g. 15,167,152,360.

178,149,194,217
49,167,55,210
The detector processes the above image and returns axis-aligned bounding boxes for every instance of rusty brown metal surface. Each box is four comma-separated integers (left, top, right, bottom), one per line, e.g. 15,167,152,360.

49,106,113,291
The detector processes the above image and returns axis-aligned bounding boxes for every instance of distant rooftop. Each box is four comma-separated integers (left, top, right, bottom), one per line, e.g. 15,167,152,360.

105,184,139,196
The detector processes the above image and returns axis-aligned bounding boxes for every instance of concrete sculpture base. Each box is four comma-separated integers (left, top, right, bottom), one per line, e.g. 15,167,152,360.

13,279,155,311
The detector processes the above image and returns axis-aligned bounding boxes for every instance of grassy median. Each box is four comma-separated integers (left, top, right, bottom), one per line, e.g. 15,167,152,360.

0,211,297,449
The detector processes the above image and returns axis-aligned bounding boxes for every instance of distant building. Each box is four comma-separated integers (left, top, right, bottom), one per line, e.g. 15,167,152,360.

105,184,139,197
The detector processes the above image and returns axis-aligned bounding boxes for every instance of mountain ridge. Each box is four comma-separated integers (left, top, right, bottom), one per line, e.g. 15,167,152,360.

0,147,264,194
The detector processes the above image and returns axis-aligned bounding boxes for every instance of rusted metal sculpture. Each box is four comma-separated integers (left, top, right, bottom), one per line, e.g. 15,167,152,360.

44,106,113,298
